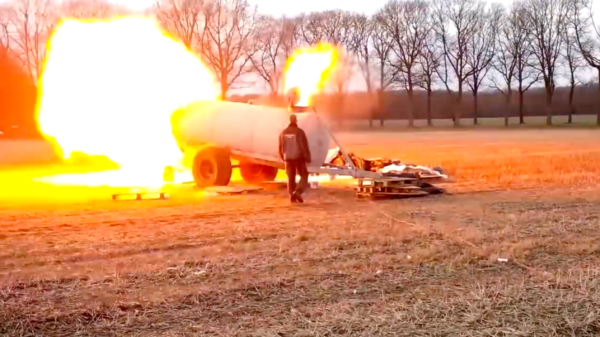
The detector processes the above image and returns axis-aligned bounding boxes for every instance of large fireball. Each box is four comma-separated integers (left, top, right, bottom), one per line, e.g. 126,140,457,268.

283,43,338,107
36,17,216,187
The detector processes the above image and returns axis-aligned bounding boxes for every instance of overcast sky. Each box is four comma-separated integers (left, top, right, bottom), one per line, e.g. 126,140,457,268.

109,0,599,94
116,0,390,15
3,0,598,94
118,0,600,17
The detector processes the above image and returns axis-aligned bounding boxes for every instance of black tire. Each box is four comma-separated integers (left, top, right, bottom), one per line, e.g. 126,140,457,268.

239,162,279,184
192,147,232,188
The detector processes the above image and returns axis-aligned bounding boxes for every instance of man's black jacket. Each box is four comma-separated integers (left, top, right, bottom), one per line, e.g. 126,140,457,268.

278,123,312,163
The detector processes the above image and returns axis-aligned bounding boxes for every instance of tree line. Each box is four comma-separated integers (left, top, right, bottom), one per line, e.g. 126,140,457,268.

1,0,600,130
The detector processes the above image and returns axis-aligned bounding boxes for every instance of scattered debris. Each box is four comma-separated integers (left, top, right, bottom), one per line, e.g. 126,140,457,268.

326,149,447,179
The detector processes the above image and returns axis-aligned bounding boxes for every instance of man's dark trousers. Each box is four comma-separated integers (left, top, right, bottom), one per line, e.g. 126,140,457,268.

285,159,308,198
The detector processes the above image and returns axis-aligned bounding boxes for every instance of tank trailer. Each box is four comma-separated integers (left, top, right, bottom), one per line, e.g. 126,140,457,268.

170,100,446,197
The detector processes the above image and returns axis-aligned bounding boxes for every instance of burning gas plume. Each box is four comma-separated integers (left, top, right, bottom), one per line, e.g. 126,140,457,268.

35,17,217,187
283,43,338,107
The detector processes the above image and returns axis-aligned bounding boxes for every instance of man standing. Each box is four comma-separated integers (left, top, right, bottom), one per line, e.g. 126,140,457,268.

278,114,311,203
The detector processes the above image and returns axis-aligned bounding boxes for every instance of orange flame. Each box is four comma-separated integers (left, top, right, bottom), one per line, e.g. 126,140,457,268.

35,17,217,188
283,43,338,107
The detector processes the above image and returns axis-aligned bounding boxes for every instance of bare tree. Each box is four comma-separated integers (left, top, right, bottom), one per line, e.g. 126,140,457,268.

0,6,12,58
512,2,540,124
466,3,501,125
348,13,372,93
8,0,53,82
299,11,325,45
380,0,430,127
347,13,377,126
417,38,441,126
563,26,584,123
433,0,485,127
327,49,355,125
568,0,600,125
524,0,568,125
60,0,125,19
491,12,516,127
250,15,298,95
155,0,204,50
199,0,257,99
434,44,453,95
371,13,396,126
280,16,301,60
491,2,540,126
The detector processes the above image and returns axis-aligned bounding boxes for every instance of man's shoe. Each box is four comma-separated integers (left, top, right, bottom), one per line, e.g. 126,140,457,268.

294,193,304,203
290,194,298,203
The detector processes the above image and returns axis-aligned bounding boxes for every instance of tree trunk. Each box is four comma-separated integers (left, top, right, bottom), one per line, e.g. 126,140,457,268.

336,84,344,127
365,63,372,94
568,84,575,124
455,83,462,127
504,92,511,127
379,63,385,127
407,72,414,128
367,89,373,128
597,68,600,126
220,77,228,101
427,90,432,127
377,89,386,127
473,90,479,126
545,89,552,126
407,90,414,128
519,90,524,124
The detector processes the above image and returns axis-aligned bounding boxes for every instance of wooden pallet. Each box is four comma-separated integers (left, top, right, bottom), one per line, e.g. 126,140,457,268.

112,192,169,201
356,177,443,198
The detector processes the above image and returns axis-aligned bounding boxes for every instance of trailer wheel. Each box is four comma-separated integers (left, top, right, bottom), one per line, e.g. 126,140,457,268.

192,147,232,188
239,163,278,184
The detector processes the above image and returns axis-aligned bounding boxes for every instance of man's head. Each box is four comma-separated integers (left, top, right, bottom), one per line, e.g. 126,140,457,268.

289,114,298,125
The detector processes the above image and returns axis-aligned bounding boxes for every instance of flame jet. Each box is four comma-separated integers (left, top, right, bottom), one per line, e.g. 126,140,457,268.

36,17,217,187
283,43,338,108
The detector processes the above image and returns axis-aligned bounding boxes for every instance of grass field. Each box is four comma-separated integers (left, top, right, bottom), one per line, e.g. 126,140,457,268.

1,128,600,336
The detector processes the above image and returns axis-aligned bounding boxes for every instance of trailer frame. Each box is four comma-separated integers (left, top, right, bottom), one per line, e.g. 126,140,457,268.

179,107,448,196
307,114,447,198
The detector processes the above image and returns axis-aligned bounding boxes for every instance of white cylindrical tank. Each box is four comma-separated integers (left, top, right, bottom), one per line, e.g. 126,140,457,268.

172,100,331,168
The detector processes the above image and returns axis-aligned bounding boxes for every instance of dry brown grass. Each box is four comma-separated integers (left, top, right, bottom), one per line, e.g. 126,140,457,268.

336,129,600,190
1,129,600,336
